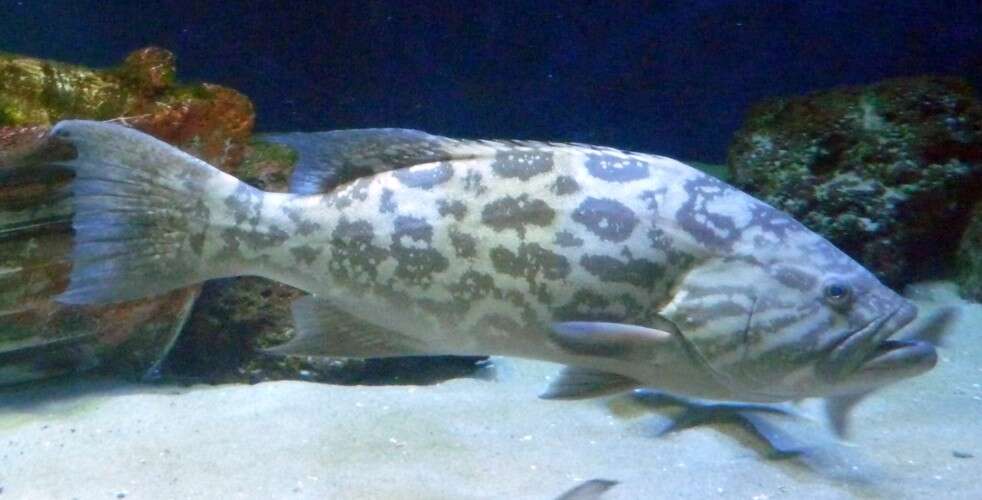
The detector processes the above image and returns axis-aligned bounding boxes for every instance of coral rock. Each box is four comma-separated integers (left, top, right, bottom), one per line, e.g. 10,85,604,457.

729,77,982,287
956,202,982,302
0,48,254,385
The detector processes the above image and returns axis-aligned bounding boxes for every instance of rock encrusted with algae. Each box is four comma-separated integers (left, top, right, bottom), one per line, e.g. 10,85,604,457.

1,49,483,386
729,77,982,288
0,47,254,385
956,202,982,302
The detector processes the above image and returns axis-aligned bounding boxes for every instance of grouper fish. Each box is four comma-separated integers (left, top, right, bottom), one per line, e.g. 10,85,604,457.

49,120,937,429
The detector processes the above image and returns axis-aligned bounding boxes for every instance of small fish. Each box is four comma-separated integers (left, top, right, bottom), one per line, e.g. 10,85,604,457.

49,121,937,431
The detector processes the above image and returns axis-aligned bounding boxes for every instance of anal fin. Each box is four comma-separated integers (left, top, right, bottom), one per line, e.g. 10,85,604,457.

266,295,430,358
540,366,639,400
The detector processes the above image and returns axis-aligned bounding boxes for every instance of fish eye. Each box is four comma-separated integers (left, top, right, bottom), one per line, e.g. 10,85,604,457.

823,281,852,306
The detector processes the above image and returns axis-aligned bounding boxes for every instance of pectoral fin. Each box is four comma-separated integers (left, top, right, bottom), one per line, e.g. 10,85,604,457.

266,296,431,358
549,321,675,361
823,392,870,438
540,366,640,400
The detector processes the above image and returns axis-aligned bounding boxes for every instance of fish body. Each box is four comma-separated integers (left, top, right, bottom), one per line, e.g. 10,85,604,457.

50,121,935,412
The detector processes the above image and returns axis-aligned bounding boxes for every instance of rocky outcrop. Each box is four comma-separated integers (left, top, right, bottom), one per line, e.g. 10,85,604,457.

0,47,254,384
956,202,982,302
728,77,982,288
1,48,484,386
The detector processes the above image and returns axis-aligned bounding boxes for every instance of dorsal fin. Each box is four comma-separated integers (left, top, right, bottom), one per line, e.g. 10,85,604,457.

259,128,652,195
258,128,467,194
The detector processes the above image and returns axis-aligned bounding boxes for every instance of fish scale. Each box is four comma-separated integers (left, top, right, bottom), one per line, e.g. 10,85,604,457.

49,120,938,434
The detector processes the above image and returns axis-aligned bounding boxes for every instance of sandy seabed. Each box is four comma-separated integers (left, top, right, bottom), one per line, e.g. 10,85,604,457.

1,282,979,500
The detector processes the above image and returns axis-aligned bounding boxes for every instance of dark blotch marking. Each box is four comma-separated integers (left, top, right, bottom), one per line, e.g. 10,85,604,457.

282,206,321,236
490,243,570,287
491,149,554,180
290,245,323,265
750,204,802,240
216,185,293,257
585,153,650,182
580,254,661,289
258,226,290,249
677,175,739,250
330,217,389,287
438,199,468,221
647,228,693,266
380,188,397,213
189,233,206,255
448,228,477,258
482,195,555,237
553,289,642,323
188,199,211,255
554,230,584,248
772,266,817,291
390,215,449,285
394,161,453,189
224,183,263,226
551,175,580,195
463,169,487,195
476,313,525,335
330,177,373,210
571,197,638,243
640,189,667,213
448,270,500,304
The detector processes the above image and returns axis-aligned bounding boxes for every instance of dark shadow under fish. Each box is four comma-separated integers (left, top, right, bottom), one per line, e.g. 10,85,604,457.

554,479,619,500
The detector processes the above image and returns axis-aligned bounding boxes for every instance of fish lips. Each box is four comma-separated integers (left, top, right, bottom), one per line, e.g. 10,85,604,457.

818,302,924,382
857,338,937,374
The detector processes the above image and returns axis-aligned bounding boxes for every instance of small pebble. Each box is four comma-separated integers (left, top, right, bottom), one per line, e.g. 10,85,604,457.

952,450,974,459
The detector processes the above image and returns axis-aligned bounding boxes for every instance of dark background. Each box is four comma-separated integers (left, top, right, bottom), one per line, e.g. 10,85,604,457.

3,1,980,162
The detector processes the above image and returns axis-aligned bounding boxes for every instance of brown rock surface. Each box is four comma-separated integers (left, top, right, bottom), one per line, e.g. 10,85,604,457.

0,47,254,385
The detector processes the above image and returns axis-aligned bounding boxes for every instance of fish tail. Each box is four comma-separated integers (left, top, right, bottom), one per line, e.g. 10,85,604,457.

52,120,251,305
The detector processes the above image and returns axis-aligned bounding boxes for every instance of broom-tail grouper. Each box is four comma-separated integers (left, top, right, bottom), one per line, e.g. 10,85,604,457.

48,120,938,431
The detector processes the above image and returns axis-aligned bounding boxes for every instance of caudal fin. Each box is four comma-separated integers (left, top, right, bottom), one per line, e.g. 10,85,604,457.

52,120,246,305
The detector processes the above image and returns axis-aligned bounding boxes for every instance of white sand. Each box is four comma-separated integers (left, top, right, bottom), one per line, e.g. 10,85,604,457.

1,282,979,499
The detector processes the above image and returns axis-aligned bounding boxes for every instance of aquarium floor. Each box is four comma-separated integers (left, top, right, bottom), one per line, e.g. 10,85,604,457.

1,282,979,500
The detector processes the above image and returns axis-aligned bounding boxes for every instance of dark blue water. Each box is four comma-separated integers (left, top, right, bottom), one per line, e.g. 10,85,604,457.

4,1,980,162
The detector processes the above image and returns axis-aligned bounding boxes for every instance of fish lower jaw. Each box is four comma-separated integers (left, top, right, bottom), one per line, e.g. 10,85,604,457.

858,339,937,374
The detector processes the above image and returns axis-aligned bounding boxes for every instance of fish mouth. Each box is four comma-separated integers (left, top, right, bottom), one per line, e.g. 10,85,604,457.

857,338,937,374
818,301,919,381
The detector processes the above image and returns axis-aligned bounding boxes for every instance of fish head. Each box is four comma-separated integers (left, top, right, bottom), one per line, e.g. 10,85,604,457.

660,243,936,402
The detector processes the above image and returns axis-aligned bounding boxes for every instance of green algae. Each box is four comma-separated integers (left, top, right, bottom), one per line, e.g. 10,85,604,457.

729,76,982,288
689,161,729,182
0,48,255,386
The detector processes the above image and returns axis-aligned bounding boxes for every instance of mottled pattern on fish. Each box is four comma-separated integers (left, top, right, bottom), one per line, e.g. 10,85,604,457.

197,136,879,384
53,121,932,406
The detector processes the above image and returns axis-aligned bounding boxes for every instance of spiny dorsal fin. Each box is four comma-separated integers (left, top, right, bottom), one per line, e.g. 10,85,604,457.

258,128,657,195
258,128,464,194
